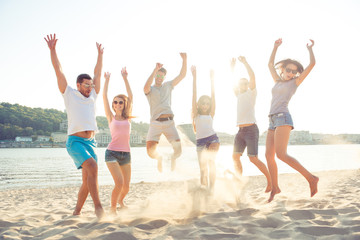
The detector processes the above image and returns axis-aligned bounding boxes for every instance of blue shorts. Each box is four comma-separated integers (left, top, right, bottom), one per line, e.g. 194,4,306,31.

268,112,294,130
196,134,220,152
233,124,259,157
105,149,131,166
66,136,97,169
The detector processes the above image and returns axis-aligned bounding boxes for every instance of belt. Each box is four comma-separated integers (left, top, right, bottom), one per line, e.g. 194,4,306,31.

156,116,174,122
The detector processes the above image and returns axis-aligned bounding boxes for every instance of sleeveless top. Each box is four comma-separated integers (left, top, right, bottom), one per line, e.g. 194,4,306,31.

194,115,216,140
107,117,131,152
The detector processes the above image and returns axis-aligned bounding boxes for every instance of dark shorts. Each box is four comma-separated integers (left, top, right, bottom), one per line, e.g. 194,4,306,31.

268,112,294,130
66,135,98,169
105,149,131,166
233,124,259,157
196,134,220,152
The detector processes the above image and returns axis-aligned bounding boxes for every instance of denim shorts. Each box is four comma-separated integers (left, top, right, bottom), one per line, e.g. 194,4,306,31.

233,124,259,157
196,134,220,152
268,112,294,130
66,136,98,169
105,149,131,166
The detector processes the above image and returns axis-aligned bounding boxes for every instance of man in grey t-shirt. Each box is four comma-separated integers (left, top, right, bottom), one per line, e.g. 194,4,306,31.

144,53,187,172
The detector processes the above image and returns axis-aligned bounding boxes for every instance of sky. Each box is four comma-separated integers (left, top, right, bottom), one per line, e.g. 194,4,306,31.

0,0,360,135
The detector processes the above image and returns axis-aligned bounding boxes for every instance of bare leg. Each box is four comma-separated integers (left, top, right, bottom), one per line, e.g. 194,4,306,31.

232,153,243,175
73,168,89,215
146,141,162,172
106,162,123,214
208,142,219,192
81,158,104,218
171,140,182,171
275,126,319,197
249,156,272,193
197,151,208,187
265,130,281,202
118,164,131,208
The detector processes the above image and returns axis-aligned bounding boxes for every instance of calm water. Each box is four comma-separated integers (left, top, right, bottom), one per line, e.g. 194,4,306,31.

0,145,359,190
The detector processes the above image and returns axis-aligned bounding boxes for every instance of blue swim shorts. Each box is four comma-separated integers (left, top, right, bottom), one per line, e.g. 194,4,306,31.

105,149,131,166
233,124,259,157
268,112,294,130
66,135,98,169
196,134,220,152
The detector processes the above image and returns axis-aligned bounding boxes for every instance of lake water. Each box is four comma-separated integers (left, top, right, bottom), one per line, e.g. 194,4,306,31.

1,145,360,190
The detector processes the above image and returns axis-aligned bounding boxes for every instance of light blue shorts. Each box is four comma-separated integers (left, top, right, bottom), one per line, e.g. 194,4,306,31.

66,135,98,169
268,112,294,130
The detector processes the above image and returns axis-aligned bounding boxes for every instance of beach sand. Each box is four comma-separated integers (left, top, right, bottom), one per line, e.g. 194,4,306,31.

1,169,360,240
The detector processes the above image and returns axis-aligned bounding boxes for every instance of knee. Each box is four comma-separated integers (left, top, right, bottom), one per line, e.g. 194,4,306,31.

172,141,182,155
87,162,98,177
249,156,258,164
276,151,287,160
265,151,274,161
233,153,241,162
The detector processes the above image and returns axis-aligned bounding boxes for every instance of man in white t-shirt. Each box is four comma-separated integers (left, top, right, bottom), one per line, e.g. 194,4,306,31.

144,53,187,172
231,56,271,192
45,34,104,218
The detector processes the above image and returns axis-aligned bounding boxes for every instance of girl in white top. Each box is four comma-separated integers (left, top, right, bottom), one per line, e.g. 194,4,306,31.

191,66,220,193
103,68,133,214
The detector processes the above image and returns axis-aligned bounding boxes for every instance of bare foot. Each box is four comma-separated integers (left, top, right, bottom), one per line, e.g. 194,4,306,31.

95,207,105,219
109,207,117,216
171,157,176,171
72,210,81,216
156,155,163,172
267,188,281,203
265,185,272,193
309,175,319,197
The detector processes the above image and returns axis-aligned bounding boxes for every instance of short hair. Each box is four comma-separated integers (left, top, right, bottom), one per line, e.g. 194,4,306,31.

76,74,92,84
275,59,304,74
158,67,167,75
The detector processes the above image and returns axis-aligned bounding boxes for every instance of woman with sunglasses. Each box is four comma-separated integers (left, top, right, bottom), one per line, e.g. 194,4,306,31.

191,66,220,194
266,38,318,202
103,68,133,214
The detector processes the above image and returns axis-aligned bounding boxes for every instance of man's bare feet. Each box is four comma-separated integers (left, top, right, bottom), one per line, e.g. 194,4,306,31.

95,207,105,219
156,155,163,172
267,187,281,203
73,210,81,216
309,175,319,197
265,184,272,193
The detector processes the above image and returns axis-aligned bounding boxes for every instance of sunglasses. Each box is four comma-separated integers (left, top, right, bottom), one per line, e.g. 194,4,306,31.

82,83,96,88
113,100,124,105
285,68,298,74
201,102,210,106
156,74,165,79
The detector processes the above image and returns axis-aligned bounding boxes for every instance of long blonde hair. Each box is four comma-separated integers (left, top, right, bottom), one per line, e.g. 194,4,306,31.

112,94,133,119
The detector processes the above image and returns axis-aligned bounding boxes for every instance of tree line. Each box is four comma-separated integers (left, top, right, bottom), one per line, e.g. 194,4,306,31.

0,102,149,140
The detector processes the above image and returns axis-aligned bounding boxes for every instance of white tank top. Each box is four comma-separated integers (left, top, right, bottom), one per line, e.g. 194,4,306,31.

194,115,216,140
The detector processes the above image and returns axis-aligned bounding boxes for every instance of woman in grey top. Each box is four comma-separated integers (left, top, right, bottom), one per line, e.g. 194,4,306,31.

266,38,319,202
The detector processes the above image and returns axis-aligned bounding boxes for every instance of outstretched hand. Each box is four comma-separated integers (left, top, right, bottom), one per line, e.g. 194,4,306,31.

121,67,128,79
180,52,187,60
155,63,163,71
238,56,247,64
307,39,315,49
44,34,58,50
191,65,196,77
104,72,111,81
274,38,282,47
96,42,104,54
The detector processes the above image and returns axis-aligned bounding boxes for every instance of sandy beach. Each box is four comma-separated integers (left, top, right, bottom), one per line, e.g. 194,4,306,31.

1,169,360,240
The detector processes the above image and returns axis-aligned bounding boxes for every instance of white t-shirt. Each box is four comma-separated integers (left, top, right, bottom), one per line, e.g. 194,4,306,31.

194,115,216,140
62,85,98,135
236,88,257,126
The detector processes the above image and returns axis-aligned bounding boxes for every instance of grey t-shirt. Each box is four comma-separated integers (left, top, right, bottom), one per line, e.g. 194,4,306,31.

146,81,174,121
269,78,298,115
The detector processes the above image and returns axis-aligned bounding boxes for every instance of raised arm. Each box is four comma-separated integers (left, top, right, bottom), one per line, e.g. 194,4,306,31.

210,69,216,118
93,43,104,94
44,34,67,94
144,63,162,94
268,38,282,82
171,53,187,87
230,58,240,96
191,66,198,119
121,67,133,103
103,72,113,123
296,39,316,86
239,56,255,90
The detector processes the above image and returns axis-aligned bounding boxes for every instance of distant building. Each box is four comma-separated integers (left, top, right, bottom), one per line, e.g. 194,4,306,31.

95,128,111,147
15,136,32,142
36,136,50,142
51,132,68,143
130,130,143,145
